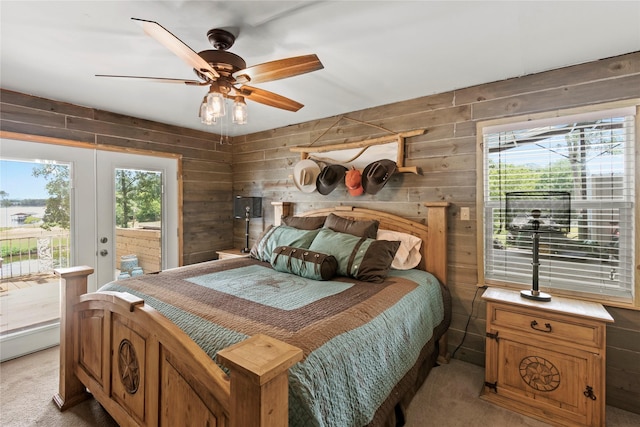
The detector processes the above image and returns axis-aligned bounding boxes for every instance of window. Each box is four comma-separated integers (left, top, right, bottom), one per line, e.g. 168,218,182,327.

479,105,636,305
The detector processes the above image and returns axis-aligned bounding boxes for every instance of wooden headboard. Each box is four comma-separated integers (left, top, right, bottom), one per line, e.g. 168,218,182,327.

271,202,449,285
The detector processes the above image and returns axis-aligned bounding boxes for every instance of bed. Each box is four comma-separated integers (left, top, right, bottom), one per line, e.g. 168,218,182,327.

53,202,450,427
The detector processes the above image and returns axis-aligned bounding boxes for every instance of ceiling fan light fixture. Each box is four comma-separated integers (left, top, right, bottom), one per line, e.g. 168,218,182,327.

232,96,248,125
199,96,216,125
101,19,323,128
206,91,226,118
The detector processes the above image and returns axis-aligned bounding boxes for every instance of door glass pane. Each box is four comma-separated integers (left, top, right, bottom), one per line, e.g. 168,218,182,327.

114,168,163,280
0,159,71,335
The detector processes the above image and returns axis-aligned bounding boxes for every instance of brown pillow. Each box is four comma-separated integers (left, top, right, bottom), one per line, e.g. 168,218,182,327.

270,246,338,281
356,240,401,283
323,213,379,239
282,215,327,230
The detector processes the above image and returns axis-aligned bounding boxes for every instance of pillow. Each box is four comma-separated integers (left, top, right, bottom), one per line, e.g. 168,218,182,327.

250,225,273,259
323,213,379,239
377,229,423,270
250,225,321,262
270,246,338,280
308,228,400,283
282,215,327,230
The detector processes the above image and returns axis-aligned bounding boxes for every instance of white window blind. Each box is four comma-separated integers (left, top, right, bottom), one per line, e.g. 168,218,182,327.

482,107,635,301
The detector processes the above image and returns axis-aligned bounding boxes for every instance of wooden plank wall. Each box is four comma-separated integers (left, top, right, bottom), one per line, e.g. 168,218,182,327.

0,89,233,265
1,51,638,412
231,52,640,413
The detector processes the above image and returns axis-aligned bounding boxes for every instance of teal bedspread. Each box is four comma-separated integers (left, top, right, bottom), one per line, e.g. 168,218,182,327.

100,258,446,427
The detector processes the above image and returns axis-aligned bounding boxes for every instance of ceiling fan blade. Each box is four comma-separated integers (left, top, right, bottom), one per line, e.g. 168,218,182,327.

239,85,304,112
131,18,219,80
96,74,205,86
233,54,323,84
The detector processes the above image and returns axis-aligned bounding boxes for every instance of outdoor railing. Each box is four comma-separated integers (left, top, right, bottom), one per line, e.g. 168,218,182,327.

0,233,70,279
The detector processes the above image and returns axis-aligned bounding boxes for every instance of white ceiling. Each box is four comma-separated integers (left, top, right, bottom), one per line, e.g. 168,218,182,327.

1,1,639,137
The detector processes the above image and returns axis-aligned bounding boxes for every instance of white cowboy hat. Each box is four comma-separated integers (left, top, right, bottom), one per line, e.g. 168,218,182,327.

293,159,321,193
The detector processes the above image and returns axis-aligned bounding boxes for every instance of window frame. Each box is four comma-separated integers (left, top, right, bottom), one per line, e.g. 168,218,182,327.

476,100,640,309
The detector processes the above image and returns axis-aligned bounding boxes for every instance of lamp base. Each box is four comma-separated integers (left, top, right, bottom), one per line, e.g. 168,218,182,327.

241,248,250,254
520,289,552,302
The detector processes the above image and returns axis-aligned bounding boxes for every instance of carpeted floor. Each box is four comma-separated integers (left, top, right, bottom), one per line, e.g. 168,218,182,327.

1,346,639,426
404,358,640,427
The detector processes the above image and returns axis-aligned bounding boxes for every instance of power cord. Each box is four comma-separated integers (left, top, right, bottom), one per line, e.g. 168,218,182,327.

451,285,483,359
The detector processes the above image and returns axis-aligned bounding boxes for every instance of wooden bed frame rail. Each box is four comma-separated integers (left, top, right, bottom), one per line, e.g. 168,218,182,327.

54,266,302,427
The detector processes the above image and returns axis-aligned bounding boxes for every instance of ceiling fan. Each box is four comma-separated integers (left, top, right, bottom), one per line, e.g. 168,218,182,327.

97,18,324,124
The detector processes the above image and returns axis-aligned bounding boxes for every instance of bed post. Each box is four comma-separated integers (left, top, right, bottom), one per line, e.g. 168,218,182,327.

52,266,94,410
217,334,303,427
271,201,292,226
424,202,451,364
424,202,449,285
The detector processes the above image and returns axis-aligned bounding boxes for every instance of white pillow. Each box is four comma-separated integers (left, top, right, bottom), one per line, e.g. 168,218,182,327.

376,229,422,270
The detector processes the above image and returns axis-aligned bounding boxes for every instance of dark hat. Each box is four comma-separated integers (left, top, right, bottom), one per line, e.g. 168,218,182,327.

362,159,397,194
316,164,348,195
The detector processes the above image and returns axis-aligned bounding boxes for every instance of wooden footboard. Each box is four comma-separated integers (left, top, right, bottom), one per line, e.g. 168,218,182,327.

53,266,302,427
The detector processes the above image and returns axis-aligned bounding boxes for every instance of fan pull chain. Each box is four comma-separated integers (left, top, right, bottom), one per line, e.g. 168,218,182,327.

217,107,231,145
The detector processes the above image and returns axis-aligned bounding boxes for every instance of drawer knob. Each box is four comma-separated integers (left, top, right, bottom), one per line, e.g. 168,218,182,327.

530,320,552,333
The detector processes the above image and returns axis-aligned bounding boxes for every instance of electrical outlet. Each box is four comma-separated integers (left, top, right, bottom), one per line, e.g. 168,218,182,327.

461,207,470,221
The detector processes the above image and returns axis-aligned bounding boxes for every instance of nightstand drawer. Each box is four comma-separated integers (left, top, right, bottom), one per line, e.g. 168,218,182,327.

492,306,601,348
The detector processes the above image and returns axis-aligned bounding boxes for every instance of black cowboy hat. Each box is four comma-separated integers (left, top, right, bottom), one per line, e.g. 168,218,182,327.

362,159,397,194
316,164,348,195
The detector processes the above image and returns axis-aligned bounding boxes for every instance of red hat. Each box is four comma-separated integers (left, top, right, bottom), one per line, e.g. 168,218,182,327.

345,168,364,196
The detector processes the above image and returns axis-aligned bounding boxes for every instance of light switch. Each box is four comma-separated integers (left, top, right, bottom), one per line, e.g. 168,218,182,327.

461,207,470,221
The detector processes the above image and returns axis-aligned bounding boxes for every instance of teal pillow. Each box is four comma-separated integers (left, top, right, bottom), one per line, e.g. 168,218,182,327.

250,225,321,262
308,228,400,283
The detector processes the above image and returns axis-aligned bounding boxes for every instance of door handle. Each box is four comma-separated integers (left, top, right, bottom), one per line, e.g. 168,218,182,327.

100,249,108,256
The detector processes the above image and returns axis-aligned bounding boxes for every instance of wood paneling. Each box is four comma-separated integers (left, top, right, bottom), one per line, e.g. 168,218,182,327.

231,51,640,414
3,51,639,414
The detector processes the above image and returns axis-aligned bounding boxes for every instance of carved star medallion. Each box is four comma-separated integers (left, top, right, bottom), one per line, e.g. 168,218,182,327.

519,355,560,392
118,339,140,394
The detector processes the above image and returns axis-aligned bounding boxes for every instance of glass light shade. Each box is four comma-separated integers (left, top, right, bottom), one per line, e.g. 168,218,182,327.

232,97,248,124
199,100,216,125
206,91,226,118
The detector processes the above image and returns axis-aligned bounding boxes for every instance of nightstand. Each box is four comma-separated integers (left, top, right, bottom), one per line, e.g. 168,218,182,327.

481,287,614,427
216,248,251,260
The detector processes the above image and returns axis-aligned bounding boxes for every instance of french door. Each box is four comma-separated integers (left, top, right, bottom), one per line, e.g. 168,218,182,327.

95,150,178,287
0,138,178,360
